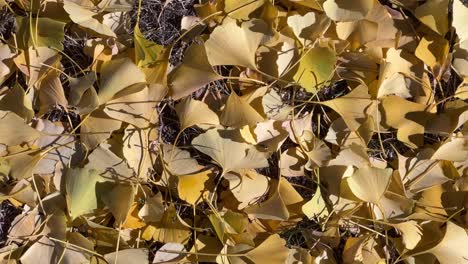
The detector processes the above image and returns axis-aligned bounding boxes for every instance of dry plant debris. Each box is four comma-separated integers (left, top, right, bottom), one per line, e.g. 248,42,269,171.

0,0,467,263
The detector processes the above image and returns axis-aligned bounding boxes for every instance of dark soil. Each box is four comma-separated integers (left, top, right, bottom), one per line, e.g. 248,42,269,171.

129,0,196,65
0,201,21,247
0,6,15,41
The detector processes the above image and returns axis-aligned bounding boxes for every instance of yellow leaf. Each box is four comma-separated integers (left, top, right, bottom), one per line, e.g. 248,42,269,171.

323,0,374,22
101,183,135,225
414,0,449,36
411,222,468,264
204,18,267,69
346,166,392,204
415,35,449,68
98,58,147,104
104,249,148,264
80,110,122,149
431,135,467,162
103,85,157,128
392,221,422,250
169,42,221,99
178,169,213,205
16,17,65,50
122,125,156,180
0,84,34,122
0,112,42,146
224,0,265,20
220,92,264,127
66,168,102,219
222,169,270,210
302,187,329,221
138,193,165,223
245,234,289,264
245,178,303,220
380,95,432,148
64,0,116,37
192,128,269,174
134,25,164,67
20,236,90,264
293,46,337,93
321,84,372,131
175,97,219,130
453,0,468,41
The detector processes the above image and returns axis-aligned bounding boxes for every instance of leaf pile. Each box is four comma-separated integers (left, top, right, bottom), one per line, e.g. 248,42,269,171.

0,0,467,263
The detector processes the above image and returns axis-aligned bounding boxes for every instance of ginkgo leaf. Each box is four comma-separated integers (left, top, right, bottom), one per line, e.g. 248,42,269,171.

63,0,117,37
302,187,329,221
123,125,157,179
147,205,191,244
415,35,449,68
301,133,332,169
224,0,265,20
65,168,102,219
287,12,330,46
208,210,248,243
245,178,303,220
343,235,386,263
8,211,38,243
175,97,219,130
0,84,34,122
80,110,122,149
337,51,378,84
192,128,269,174
123,202,146,229
169,42,222,100
411,222,468,264
280,147,308,177
293,46,337,93
20,236,90,264
134,25,164,67
377,48,422,99
323,0,374,22
330,144,371,168
153,243,186,264
222,170,270,210
138,193,165,223
0,44,16,85
204,18,267,69
101,183,135,225
87,143,135,180
104,248,149,264
0,112,42,146
431,135,467,162
68,73,98,114
258,34,297,79
177,169,212,205
398,149,450,193
220,92,264,127
262,88,293,120
245,234,289,264
13,47,61,89
99,58,147,104
103,85,157,128
414,0,449,36
392,221,422,250
336,20,378,50
241,120,288,151
425,100,467,135
320,84,372,131
37,73,68,115
380,95,431,148
346,166,392,204
453,0,468,42
16,16,65,50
